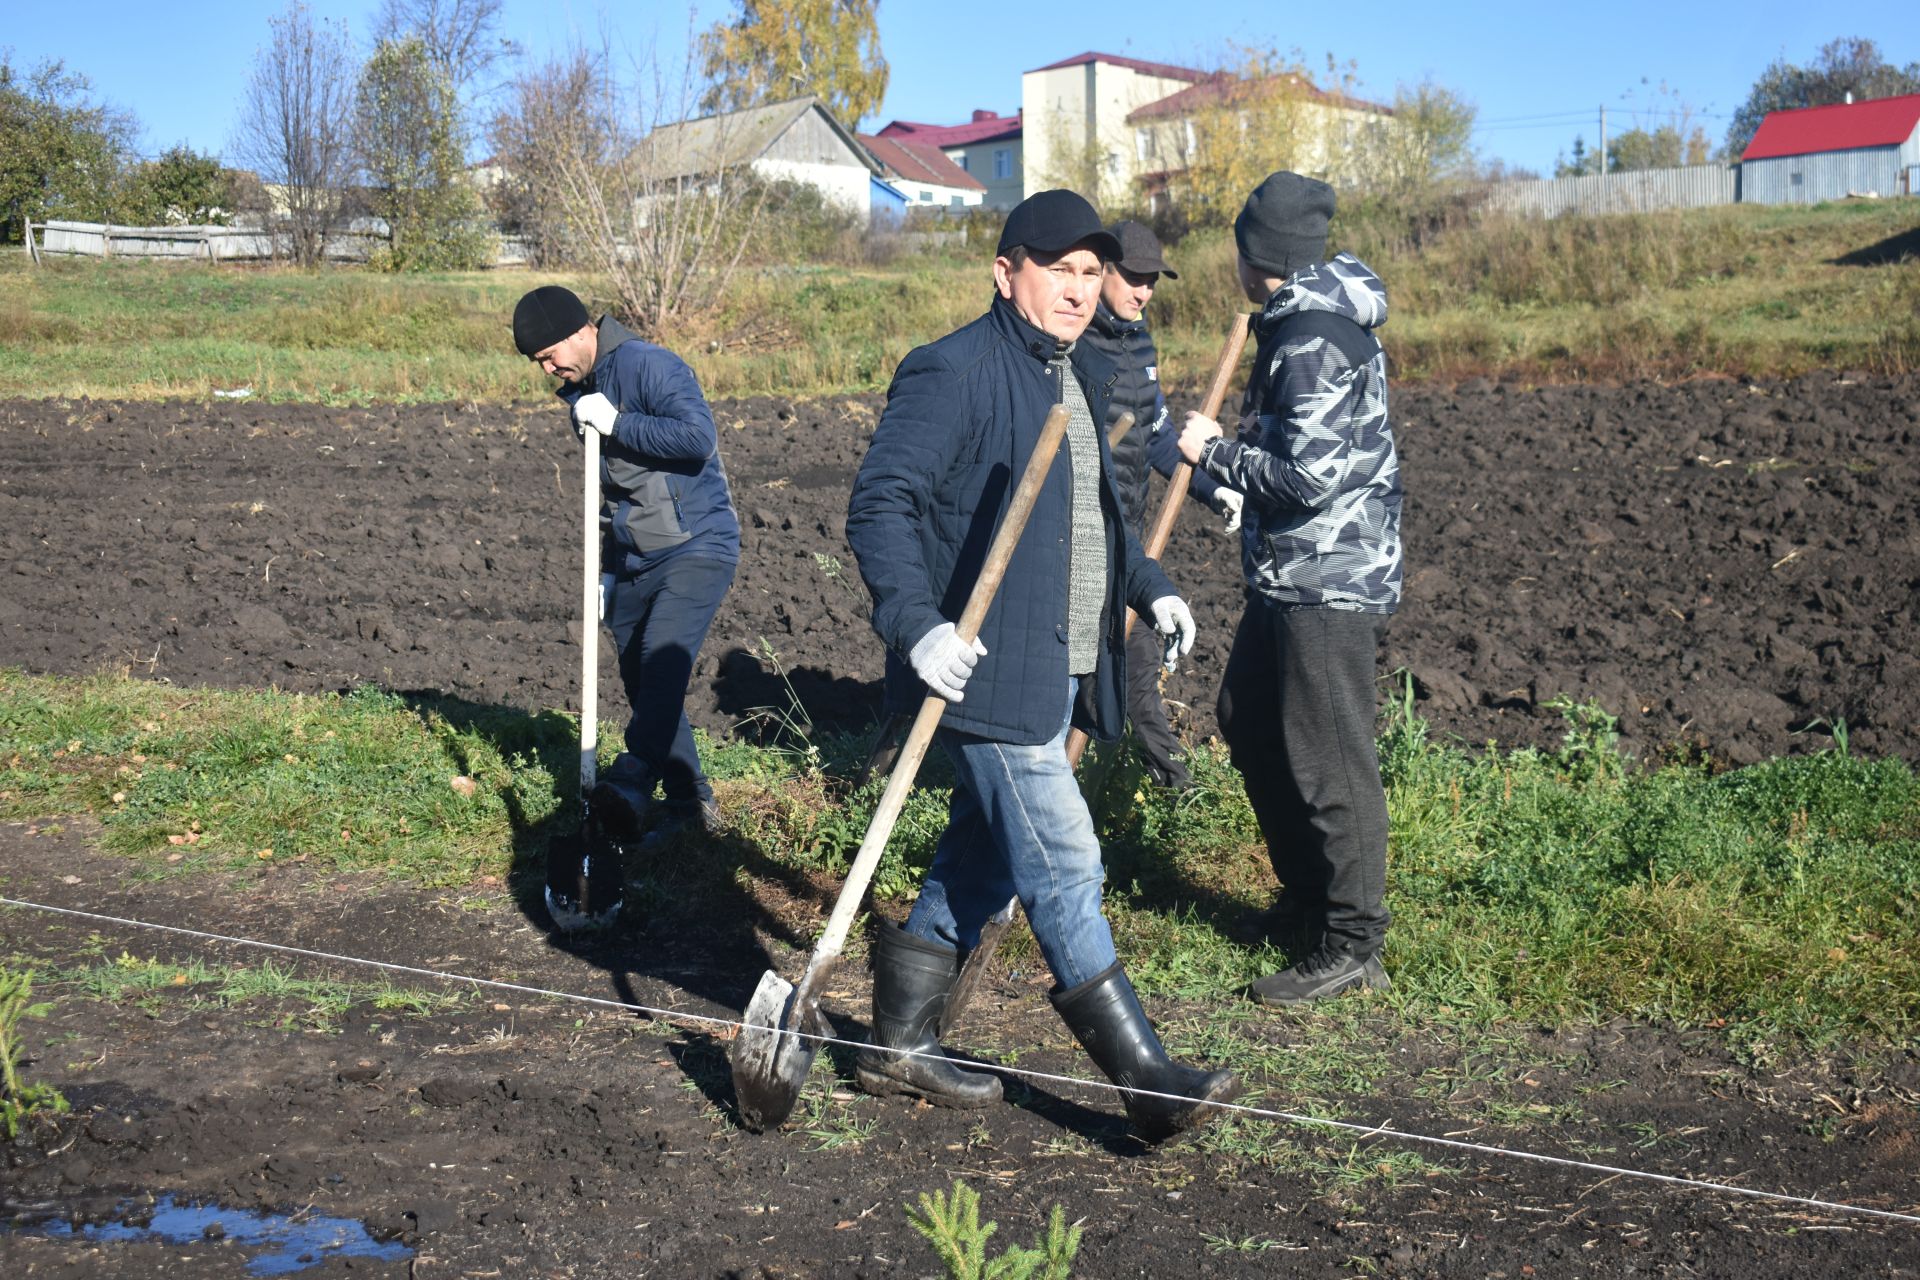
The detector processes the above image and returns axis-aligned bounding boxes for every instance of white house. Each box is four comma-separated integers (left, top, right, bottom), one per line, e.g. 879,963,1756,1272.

634,96,886,224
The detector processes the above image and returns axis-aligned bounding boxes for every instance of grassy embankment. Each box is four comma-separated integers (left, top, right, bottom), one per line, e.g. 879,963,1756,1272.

0,198,1915,404
4,668,1916,1070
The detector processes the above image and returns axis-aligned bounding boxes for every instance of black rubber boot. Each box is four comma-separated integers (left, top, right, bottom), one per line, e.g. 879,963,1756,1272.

1052,962,1241,1143
855,924,1003,1109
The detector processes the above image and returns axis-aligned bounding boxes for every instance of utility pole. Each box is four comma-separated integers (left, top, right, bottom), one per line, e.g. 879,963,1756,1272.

1598,105,1608,176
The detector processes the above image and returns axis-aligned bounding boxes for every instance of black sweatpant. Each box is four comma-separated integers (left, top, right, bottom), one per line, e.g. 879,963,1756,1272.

1124,624,1190,789
1216,603,1391,954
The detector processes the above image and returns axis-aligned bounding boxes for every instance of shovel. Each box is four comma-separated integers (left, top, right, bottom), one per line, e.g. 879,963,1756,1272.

544,426,623,930
732,404,1072,1132
942,311,1254,1037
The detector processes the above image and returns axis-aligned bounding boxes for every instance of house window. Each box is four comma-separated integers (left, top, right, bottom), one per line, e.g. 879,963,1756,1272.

1136,129,1151,162
993,148,1012,179
920,190,933,201
955,152,969,172
1790,172,1803,186
951,195,964,206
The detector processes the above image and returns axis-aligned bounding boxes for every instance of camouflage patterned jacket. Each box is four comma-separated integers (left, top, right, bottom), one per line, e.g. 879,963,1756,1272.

1196,254,1402,614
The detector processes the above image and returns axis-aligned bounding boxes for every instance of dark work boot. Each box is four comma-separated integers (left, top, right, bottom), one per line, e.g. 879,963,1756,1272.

1051,962,1241,1143
854,924,1003,1109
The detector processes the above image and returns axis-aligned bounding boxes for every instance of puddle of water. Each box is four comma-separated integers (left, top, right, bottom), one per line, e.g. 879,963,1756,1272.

12,1193,412,1275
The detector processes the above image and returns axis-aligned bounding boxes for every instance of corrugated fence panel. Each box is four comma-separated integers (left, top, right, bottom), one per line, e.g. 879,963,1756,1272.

1484,165,1738,218
1739,148,1905,204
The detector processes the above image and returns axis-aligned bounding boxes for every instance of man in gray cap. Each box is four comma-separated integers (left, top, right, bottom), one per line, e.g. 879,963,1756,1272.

845,189,1237,1142
1082,219,1242,792
1176,172,1403,1005
512,285,740,930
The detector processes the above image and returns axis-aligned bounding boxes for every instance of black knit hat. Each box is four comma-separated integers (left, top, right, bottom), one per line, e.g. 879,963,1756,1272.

997,189,1122,260
1234,171,1336,278
512,285,590,356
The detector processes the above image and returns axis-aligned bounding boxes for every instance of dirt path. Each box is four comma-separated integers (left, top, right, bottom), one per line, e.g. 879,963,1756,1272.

2,372,1916,768
4,821,1917,1277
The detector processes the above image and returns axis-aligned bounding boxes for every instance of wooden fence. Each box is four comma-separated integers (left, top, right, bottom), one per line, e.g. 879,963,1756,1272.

24,220,534,266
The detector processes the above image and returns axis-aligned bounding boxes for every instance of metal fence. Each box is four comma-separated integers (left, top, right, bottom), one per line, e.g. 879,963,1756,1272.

1482,165,1739,218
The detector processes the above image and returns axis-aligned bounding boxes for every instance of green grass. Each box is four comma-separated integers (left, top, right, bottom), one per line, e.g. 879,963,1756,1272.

3,668,1917,1052
3,197,1915,403
57,951,465,1029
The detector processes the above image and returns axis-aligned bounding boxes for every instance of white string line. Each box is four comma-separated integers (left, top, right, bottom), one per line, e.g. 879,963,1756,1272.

6,895,1918,1228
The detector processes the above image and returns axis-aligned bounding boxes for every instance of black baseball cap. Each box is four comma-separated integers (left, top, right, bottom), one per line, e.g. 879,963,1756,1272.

996,189,1122,260
1109,220,1177,279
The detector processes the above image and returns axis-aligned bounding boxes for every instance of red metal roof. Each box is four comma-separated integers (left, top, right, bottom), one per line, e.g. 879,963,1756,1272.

1741,92,1920,161
877,110,1022,147
1027,51,1205,83
858,134,987,191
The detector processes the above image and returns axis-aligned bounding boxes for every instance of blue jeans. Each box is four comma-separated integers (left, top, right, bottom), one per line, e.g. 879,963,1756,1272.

602,556,735,812
905,681,1118,990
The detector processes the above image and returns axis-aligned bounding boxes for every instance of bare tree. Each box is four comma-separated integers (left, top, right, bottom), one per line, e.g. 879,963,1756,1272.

487,50,601,265
374,0,515,99
492,37,776,336
231,2,358,266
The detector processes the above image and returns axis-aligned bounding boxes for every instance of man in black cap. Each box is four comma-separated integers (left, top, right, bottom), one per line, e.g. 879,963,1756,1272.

1177,171,1402,1004
512,285,740,930
1082,220,1242,792
845,190,1238,1143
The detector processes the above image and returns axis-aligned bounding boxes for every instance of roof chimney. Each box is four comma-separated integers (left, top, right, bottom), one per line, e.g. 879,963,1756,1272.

972,109,996,122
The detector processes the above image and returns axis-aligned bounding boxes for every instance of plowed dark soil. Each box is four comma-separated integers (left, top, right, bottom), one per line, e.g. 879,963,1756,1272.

3,375,1919,1277
3,373,1916,768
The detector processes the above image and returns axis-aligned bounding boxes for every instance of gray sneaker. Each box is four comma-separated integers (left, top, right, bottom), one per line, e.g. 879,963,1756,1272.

1248,943,1389,1005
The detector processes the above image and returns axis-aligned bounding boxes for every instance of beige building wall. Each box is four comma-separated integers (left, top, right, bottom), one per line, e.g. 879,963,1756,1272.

1021,61,1196,206
1133,95,1396,190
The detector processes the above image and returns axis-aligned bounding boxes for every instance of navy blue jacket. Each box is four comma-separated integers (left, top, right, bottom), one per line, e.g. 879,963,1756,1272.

846,295,1176,745
557,316,740,574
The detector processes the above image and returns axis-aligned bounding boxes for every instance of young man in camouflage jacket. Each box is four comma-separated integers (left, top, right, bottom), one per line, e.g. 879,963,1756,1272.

1177,171,1403,1004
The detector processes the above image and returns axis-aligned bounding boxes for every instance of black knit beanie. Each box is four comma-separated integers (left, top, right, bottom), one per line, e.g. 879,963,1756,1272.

512,285,590,356
1233,171,1336,278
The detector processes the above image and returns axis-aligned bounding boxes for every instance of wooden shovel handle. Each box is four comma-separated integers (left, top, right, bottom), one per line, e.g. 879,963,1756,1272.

580,428,600,797
801,404,1073,976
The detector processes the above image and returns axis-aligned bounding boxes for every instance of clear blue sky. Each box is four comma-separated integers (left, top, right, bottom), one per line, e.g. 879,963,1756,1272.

7,1,1917,175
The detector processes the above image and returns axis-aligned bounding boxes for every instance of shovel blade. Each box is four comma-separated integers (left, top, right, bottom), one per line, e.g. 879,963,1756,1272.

730,968,819,1132
543,819,624,932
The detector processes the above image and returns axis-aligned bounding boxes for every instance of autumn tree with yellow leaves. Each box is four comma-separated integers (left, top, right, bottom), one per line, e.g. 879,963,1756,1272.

698,0,889,129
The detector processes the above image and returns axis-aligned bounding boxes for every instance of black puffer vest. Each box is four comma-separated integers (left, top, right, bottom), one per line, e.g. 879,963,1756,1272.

1082,302,1165,539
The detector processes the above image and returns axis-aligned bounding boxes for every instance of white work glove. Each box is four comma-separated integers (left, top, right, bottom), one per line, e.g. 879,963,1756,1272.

1148,596,1196,673
1213,488,1244,536
572,391,618,438
599,572,615,621
909,622,987,703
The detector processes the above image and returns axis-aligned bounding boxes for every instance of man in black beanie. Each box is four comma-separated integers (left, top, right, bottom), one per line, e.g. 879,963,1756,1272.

1177,171,1403,1004
513,285,740,930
